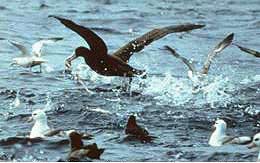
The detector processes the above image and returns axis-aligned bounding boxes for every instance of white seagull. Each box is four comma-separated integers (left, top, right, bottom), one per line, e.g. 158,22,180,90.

164,33,234,91
248,132,260,162
29,109,92,139
29,109,51,138
9,37,63,72
208,119,252,147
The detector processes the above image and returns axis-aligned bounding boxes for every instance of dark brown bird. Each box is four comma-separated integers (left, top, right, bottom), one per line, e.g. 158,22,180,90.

49,15,205,77
125,115,154,142
67,131,104,161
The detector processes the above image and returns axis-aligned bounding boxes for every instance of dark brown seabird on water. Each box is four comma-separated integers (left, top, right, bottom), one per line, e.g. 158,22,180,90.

49,15,205,78
67,131,104,161
125,115,154,142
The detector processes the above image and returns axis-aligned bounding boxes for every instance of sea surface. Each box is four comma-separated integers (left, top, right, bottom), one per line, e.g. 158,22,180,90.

0,0,259,161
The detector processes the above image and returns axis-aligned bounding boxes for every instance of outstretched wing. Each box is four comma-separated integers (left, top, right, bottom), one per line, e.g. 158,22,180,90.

164,45,196,73
49,15,108,55
233,43,260,58
8,40,29,55
32,37,63,57
112,24,205,63
201,33,234,74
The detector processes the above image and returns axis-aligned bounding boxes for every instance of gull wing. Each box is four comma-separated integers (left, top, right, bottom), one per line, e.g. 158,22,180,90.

164,45,196,73
112,24,205,63
32,37,63,57
44,129,62,137
222,135,236,145
201,33,234,74
234,44,260,58
8,40,29,55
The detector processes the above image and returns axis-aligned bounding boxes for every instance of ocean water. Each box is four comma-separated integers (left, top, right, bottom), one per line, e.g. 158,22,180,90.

0,0,259,161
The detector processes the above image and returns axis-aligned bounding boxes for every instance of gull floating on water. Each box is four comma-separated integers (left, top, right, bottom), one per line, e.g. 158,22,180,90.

29,109,92,139
164,33,234,91
29,109,52,138
9,37,63,72
208,119,252,147
248,132,260,162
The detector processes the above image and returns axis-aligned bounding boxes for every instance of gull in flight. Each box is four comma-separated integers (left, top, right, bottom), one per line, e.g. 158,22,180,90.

9,37,63,72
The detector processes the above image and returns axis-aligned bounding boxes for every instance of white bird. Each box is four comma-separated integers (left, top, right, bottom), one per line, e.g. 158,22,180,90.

208,119,252,147
29,109,92,139
29,109,51,138
9,37,63,72
164,33,234,91
248,132,260,161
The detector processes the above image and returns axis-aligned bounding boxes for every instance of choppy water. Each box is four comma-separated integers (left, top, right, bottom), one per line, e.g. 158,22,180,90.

0,0,259,161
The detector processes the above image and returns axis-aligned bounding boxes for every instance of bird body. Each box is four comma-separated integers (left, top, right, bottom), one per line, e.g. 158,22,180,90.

67,131,104,161
248,133,260,161
209,119,251,147
30,109,50,138
9,38,62,71
50,16,204,78
164,33,234,92
125,115,154,142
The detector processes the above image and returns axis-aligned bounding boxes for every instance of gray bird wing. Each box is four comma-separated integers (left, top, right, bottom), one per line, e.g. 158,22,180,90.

201,33,234,74
164,45,196,73
8,40,29,55
32,37,63,57
233,43,260,58
112,24,205,63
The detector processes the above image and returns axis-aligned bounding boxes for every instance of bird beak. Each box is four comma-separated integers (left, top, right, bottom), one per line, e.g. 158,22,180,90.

65,53,77,71
247,142,257,149
27,116,33,123
211,125,216,131
10,62,17,67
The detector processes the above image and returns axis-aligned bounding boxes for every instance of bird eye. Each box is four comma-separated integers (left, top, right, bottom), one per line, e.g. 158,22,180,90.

255,138,259,141
32,113,37,116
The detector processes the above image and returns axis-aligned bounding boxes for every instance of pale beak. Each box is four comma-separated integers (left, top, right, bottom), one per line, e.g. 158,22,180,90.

27,116,33,123
10,62,18,67
247,142,257,149
211,125,216,132
65,53,77,71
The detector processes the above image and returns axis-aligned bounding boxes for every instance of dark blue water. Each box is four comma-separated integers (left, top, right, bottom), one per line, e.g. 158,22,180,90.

0,0,259,161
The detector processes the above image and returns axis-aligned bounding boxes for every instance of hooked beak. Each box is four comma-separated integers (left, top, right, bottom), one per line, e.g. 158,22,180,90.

27,116,33,123
10,62,18,67
65,53,77,71
247,142,257,149
211,125,216,132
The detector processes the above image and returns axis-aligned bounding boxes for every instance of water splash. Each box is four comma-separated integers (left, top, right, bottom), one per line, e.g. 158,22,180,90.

43,92,53,112
42,64,54,73
9,90,20,109
143,72,235,107
74,63,114,84
143,72,193,106
201,75,234,108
